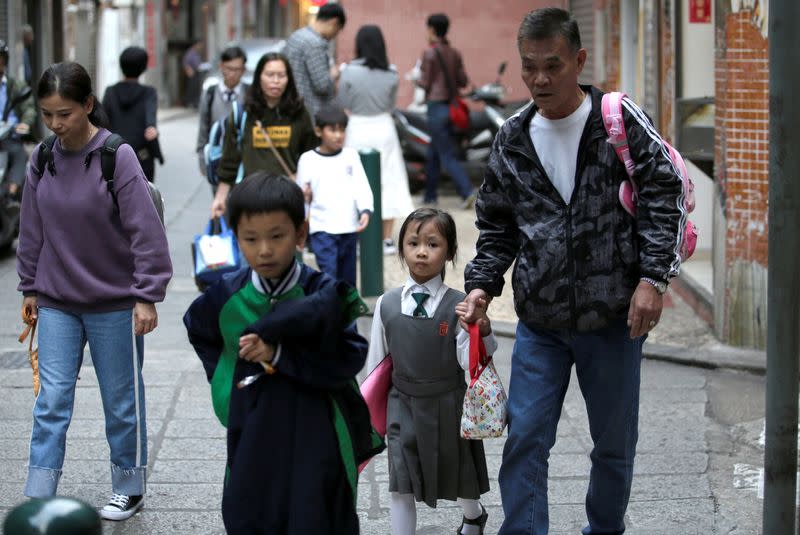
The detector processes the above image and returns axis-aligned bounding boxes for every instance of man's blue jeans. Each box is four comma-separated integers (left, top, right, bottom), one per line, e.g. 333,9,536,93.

424,101,474,202
498,318,644,535
310,231,358,287
25,307,147,498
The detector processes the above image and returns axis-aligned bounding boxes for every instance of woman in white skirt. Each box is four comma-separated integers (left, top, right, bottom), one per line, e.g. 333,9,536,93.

339,25,414,255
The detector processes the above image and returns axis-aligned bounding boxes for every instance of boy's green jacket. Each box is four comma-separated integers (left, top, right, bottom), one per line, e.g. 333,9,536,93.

183,265,385,510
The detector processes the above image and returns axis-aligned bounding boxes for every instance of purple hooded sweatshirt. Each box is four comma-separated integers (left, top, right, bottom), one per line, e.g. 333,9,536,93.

17,129,173,313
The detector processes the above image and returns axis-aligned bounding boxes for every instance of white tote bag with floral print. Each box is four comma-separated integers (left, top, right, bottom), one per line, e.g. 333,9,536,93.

460,323,508,439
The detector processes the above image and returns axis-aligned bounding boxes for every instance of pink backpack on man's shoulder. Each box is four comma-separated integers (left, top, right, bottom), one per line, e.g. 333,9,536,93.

600,91,698,261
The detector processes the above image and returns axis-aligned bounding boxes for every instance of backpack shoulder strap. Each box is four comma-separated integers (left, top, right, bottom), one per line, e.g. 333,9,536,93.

232,101,247,149
2,78,14,122
101,133,124,207
601,91,635,180
34,135,58,178
205,84,217,130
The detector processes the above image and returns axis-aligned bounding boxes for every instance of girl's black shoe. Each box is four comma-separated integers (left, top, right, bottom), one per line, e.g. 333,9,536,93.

456,504,488,534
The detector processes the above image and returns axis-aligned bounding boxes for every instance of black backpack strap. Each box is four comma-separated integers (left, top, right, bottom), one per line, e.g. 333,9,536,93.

205,84,217,132
2,78,14,122
101,133,124,208
34,135,58,178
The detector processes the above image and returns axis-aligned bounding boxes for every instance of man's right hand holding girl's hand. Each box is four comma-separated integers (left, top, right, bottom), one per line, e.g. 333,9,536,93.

456,295,492,336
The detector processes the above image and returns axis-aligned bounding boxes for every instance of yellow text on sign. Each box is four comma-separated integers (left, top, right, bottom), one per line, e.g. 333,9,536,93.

252,126,292,149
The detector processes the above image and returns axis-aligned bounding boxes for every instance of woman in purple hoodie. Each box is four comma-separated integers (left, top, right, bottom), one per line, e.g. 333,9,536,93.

16,62,172,521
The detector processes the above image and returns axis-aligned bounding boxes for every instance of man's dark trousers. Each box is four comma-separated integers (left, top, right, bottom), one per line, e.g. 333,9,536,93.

498,318,644,535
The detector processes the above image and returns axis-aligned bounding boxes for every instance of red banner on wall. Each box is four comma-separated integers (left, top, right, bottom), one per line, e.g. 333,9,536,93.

145,0,157,68
689,0,711,23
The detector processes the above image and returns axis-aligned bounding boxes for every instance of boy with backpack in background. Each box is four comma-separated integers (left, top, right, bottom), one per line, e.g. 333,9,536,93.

196,46,248,189
296,105,373,287
102,46,163,182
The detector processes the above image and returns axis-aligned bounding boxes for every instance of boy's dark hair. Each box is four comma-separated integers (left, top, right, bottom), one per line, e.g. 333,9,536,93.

227,172,306,233
517,7,582,53
220,46,247,63
119,46,148,79
398,208,458,279
315,104,349,129
427,13,450,38
317,3,346,27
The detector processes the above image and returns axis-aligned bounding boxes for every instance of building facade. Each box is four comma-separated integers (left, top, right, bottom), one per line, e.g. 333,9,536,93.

577,0,770,349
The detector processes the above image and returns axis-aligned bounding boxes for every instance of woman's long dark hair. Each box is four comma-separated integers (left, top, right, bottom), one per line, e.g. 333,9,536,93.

355,25,389,70
37,62,110,129
245,52,305,119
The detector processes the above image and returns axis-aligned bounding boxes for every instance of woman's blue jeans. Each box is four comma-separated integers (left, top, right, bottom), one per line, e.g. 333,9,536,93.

498,319,644,535
424,101,474,202
25,307,147,498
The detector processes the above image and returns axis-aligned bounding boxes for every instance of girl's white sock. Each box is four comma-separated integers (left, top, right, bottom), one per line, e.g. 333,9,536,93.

390,492,417,535
458,498,484,535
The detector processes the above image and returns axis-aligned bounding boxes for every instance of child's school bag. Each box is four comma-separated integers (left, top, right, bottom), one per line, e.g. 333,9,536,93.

35,133,165,224
192,216,241,290
600,91,698,261
203,101,247,186
460,323,508,439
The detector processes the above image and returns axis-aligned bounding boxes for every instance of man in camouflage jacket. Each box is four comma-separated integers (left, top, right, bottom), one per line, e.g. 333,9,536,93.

462,8,684,535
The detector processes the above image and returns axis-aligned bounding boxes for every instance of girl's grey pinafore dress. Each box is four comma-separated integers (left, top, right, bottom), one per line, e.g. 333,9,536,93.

381,287,489,507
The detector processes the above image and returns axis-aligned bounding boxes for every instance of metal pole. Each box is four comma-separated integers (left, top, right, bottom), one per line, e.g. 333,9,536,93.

358,149,383,297
764,0,800,532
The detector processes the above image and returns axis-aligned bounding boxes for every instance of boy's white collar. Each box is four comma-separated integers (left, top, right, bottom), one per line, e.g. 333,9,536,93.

251,261,301,297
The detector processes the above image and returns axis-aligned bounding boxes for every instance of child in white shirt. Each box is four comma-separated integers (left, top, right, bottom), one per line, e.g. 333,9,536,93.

296,104,374,286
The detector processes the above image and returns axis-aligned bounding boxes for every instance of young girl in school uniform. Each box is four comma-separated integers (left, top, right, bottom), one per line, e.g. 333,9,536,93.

366,207,497,535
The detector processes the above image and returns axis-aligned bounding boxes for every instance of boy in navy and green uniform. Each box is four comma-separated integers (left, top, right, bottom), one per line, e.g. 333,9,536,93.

183,172,383,534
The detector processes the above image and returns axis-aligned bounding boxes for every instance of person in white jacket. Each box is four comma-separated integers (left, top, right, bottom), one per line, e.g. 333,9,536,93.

296,104,373,287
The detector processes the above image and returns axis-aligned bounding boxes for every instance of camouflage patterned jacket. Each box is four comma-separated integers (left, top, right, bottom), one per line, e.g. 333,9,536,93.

465,85,685,332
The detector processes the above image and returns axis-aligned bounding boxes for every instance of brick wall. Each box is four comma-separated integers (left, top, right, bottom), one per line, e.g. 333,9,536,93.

714,7,769,347
716,11,769,265
335,0,559,108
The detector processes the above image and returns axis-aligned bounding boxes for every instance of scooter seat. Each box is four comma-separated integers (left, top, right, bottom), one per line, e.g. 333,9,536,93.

469,111,492,132
397,110,428,131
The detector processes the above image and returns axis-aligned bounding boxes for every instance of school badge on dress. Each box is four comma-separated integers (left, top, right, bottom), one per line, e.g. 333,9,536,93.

439,322,449,336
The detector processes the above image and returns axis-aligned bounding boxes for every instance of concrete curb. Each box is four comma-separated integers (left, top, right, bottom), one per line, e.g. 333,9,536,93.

642,341,765,374
360,296,766,374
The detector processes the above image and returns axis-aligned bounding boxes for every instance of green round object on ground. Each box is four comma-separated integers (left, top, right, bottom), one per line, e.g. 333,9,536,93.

3,497,102,535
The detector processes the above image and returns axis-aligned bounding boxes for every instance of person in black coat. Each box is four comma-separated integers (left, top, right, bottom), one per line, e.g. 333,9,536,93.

102,46,163,181
183,174,383,534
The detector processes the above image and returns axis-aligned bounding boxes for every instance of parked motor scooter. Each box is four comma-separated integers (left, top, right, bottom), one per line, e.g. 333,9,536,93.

0,86,33,252
393,62,530,193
